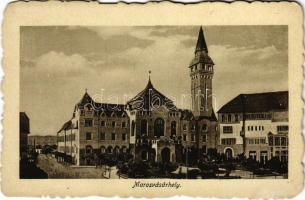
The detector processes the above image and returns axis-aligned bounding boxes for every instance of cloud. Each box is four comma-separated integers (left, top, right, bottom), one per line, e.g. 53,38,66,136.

33,51,95,76
20,26,288,136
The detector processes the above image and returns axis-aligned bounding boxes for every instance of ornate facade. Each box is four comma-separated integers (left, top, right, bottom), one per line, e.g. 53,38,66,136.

57,27,218,165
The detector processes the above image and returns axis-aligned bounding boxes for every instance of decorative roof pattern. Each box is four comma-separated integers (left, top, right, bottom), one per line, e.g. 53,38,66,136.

76,91,126,116
218,91,288,113
127,78,177,111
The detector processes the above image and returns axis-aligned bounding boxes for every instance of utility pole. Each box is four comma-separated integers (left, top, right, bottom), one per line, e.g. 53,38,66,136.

240,95,247,158
185,147,188,179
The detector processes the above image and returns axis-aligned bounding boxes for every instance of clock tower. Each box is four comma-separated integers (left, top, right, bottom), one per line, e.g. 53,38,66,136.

189,27,214,117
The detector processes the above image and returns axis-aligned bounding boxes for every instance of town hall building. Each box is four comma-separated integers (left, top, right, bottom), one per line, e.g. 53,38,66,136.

57,27,218,165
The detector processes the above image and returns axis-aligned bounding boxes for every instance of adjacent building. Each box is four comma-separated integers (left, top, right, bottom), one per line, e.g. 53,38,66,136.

28,135,57,147
20,112,30,158
57,27,218,165
56,26,288,166
217,91,288,163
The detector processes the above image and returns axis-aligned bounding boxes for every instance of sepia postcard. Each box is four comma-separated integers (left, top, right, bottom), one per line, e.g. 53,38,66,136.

1,1,304,198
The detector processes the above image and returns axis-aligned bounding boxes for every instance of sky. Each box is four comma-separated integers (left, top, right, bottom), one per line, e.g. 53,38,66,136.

20,26,288,136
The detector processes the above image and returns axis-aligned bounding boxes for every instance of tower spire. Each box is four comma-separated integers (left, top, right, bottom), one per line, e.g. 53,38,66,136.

195,26,208,53
146,70,153,88
148,70,151,81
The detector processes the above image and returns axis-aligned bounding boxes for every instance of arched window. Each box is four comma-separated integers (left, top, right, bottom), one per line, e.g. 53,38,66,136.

202,124,208,132
141,150,148,161
107,146,113,154
131,120,135,136
85,145,93,154
154,118,165,137
100,146,106,154
122,146,127,153
114,146,120,154
171,121,176,136
140,119,148,136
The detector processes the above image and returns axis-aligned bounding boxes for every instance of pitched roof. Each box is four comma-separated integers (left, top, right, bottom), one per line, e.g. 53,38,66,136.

195,26,208,53
189,27,214,66
75,91,126,117
218,91,288,113
127,78,177,111
57,120,72,133
93,103,126,117
77,91,93,106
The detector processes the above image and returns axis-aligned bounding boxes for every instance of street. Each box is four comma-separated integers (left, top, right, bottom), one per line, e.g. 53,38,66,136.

37,154,107,179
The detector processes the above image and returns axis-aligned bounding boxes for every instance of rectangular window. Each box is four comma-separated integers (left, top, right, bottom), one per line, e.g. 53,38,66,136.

111,133,116,140
112,121,116,127
255,126,257,131
101,121,105,127
202,134,207,142
248,126,250,131
100,132,105,140
221,114,225,122
183,134,187,141
223,126,233,134
122,121,126,128
228,114,231,122
249,151,257,160
183,124,187,131
277,125,288,133
251,126,253,131
260,138,266,144
262,126,264,131
235,114,239,122
86,132,92,140
122,133,126,141
222,138,236,145
191,134,195,142
248,139,254,145
275,137,280,146
202,145,207,154
85,119,93,127
281,137,287,146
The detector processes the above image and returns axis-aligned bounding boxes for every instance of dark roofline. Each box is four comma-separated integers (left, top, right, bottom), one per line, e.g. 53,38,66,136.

218,91,288,114
57,120,72,133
